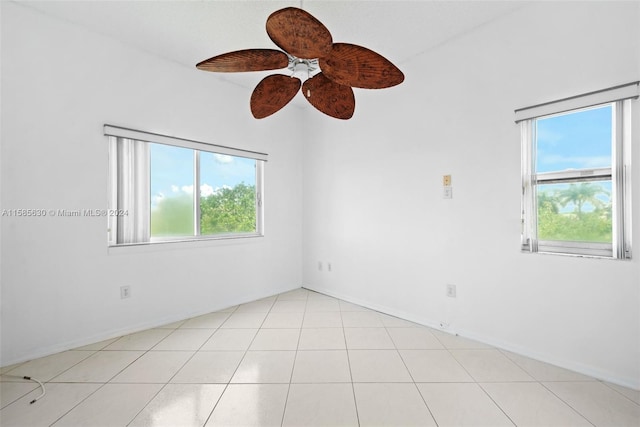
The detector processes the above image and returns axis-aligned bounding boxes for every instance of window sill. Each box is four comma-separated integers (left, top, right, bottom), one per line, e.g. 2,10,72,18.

108,234,264,255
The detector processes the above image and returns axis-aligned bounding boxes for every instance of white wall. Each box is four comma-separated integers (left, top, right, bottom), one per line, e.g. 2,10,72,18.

302,1,640,388
0,3,303,365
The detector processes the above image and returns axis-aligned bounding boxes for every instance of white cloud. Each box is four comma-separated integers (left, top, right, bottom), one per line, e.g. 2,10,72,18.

200,184,214,197
214,154,234,164
152,192,165,205
171,185,179,193
181,185,194,194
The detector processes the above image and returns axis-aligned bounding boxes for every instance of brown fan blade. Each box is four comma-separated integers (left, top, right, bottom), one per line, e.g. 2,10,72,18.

320,43,404,89
250,74,301,119
302,73,355,120
266,7,332,60
196,49,288,72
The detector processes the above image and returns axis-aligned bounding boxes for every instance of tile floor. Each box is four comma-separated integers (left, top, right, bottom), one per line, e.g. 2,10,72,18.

1,288,639,426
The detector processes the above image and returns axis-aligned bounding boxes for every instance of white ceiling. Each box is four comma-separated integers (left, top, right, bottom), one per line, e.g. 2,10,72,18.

16,0,528,106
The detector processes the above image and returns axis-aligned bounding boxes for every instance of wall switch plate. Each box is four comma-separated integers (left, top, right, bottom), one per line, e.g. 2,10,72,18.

443,186,453,199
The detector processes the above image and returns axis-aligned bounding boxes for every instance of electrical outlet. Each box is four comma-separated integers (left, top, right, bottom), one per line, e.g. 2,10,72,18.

120,285,131,299
446,284,456,298
318,261,323,271
443,175,452,186
327,262,332,272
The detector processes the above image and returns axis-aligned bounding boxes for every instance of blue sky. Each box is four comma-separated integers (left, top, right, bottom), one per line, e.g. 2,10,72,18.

536,104,612,173
150,143,256,207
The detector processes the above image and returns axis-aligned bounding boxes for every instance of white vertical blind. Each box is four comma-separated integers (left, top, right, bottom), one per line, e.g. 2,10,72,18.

111,137,150,244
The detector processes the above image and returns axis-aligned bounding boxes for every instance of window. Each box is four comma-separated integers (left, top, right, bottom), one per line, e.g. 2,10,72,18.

105,126,266,246
517,82,637,258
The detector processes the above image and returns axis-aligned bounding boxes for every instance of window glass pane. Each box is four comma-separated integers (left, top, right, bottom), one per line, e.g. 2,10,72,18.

199,152,257,235
536,181,612,243
150,143,194,237
535,105,612,173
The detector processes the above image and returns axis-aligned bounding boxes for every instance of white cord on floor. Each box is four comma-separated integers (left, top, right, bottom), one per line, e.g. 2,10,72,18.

23,376,46,404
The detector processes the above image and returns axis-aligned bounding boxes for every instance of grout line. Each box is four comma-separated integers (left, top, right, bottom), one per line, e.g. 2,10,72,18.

538,382,597,427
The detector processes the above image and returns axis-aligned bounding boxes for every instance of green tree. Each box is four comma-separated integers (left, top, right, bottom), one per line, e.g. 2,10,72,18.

200,183,256,234
536,183,611,243
151,194,194,236
537,190,562,240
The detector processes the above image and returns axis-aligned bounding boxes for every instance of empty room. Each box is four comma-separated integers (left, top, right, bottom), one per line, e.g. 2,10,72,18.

1,1,639,426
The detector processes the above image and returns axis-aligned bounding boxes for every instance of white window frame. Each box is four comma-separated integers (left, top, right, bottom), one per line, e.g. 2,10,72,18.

105,125,267,247
517,82,638,259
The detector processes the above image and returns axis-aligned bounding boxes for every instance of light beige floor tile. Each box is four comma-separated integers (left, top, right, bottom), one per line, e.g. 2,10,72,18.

482,382,592,426
270,300,307,313
153,328,215,351
305,299,341,312
0,363,25,375
249,329,300,350
283,383,359,427
104,329,172,351
344,327,395,349
171,351,244,383
51,351,143,383
451,349,534,382
501,351,595,382
220,312,267,328
0,383,101,427
354,383,437,426
544,381,640,427
342,311,384,327
431,330,493,349
4,351,96,382
262,312,304,328
348,350,412,382
130,384,225,427
0,382,39,409
291,350,351,383
417,383,515,426
302,311,343,328
110,351,192,383
180,312,229,329
206,384,288,427
52,383,162,427
200,328,257,351
298,328,346,350
400,350,474,382
605,382,640,405
73,338,119,351
388,327,444,349
231,351,295,383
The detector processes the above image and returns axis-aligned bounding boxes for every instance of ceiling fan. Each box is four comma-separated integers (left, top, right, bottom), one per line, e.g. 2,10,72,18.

196,7,404,120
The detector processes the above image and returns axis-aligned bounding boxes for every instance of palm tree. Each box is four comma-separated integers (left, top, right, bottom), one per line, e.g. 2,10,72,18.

557,182,608,216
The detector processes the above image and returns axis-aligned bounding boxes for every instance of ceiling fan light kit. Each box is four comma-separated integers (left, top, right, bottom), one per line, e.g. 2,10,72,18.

196,7,404,120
